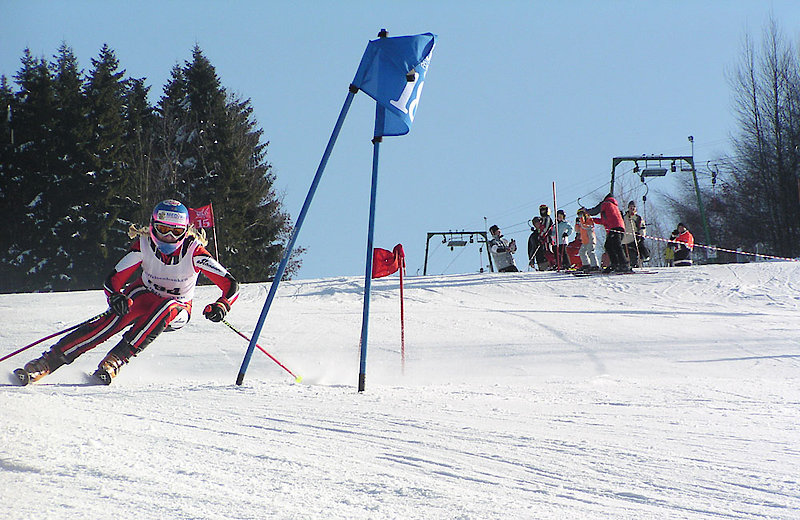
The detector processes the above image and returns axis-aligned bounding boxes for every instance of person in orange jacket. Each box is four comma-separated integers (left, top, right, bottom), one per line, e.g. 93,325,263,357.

576,208,599,271
673,223,694,267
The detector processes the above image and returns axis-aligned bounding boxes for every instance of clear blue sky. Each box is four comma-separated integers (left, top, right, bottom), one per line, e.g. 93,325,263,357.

3,1,798,279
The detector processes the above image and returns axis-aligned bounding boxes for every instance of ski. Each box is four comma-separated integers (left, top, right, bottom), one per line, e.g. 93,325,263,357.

571,269,656,277
8,369,110,386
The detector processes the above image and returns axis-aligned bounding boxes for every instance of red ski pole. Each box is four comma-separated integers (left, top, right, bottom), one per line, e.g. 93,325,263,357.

0,310,112,364
222,319,302,382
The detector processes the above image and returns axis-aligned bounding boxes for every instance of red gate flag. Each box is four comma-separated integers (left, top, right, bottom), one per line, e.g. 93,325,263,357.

189,204,215,228
372,244,405,278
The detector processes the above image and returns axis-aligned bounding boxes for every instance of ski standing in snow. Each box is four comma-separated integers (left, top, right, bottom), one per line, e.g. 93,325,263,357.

13,200,240,386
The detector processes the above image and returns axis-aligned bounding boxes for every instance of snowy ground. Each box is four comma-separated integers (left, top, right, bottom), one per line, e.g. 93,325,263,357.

1,262,799,519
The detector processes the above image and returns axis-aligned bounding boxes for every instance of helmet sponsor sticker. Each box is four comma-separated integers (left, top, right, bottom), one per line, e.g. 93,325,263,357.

156,210,188,225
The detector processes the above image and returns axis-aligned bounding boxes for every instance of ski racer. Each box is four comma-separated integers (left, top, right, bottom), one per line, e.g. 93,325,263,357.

583,193,630,273
14,199,239,385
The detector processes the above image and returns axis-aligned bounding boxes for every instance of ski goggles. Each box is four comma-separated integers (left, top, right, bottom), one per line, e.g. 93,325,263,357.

154,223,187,237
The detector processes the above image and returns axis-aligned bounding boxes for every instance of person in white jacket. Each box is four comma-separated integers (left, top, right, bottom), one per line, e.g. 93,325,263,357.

550,209,574,270
488,225,518,272
622,201,646,268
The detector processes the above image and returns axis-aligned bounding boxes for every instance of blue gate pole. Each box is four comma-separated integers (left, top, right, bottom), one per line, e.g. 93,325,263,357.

357,110,384,393
237,86,358,386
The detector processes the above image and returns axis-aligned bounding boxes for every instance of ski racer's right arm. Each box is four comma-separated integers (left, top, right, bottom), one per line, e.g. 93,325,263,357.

103,240,144,298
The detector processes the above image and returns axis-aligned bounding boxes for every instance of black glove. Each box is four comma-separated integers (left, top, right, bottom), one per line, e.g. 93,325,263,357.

203,301,229,322
108,292,131,316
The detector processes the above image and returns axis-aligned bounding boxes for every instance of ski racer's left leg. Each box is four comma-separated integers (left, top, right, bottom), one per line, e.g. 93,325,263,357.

93,290,191,384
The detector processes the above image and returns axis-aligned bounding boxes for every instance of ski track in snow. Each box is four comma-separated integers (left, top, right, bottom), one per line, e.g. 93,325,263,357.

1,262,800,519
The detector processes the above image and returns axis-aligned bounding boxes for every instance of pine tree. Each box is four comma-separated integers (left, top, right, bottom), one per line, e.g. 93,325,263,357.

122,77,157,223
79,44,137,285
2,50,59,291
156,46,300,281
156,64,192,200
0,43,300,292
218,96,301,281
45,43,94,290
0,75,18,291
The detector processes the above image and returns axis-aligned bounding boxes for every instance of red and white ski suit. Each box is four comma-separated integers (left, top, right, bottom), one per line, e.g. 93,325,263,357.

53,234,238,362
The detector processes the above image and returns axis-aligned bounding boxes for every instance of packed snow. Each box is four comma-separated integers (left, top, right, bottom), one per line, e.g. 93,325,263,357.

1,262,799,519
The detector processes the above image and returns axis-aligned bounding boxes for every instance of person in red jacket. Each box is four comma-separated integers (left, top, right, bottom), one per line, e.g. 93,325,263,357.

673,223,694,267
14,199,239,385
583,193,630,273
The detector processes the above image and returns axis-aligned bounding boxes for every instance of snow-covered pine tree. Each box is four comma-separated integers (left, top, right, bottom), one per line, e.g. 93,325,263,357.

155,46,301,281
121,77,157,225
1,50,59,292
0,43,302,291
46,43,95,289
80,44,138,285
0,76,17,291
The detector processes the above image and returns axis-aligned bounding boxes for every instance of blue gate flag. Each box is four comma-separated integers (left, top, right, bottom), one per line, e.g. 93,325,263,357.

351,32,436,137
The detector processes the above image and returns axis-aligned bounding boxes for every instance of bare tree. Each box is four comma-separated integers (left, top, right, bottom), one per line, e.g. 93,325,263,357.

725,20,800,257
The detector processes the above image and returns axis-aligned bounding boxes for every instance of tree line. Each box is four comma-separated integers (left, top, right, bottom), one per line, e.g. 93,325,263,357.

0,43,301,293
668,20,800,261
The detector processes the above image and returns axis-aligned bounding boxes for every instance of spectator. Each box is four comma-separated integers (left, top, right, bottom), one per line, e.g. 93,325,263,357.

551,209,573,269
489,225,519,272
673,223,694,267
622,200,646,268
583,193,629,273
665,229,678,267
527,216,549,271
577,208,600,271
538,205,555,260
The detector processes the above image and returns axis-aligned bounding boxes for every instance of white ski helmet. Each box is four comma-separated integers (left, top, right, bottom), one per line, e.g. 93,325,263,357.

150,199,190,254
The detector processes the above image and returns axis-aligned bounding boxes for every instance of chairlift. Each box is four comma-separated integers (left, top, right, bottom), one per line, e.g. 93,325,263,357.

641,168,668,177
424,230,494,275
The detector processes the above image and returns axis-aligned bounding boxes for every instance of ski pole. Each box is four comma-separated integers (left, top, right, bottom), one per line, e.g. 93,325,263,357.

0,310,113,364
528,244,541,270
222,319,302,383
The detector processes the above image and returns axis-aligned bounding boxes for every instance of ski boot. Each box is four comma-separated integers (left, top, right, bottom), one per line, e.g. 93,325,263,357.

92,341,136,385
92,352,126,385
13,349,66,386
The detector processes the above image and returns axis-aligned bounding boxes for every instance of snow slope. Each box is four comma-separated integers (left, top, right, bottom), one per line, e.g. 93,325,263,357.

1,262,799,519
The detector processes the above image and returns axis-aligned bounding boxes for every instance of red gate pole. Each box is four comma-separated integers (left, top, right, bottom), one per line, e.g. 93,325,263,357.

400,256,406,375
